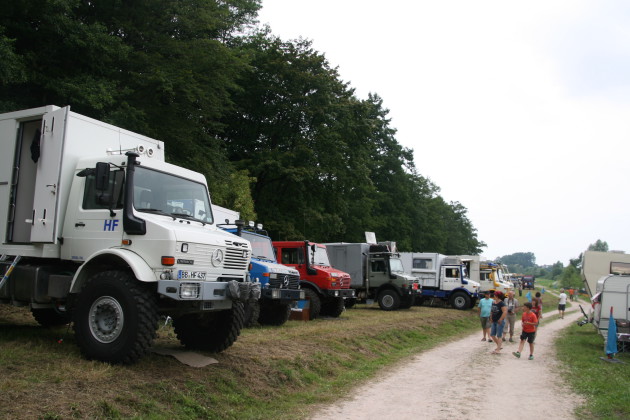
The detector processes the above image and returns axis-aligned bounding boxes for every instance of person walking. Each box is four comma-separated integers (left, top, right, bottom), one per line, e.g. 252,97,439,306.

532,291,543,322
477,291,493,342
558,288,567,319
504,291,519,342
513,301,538,360
490,291,507,354
518,282,523,297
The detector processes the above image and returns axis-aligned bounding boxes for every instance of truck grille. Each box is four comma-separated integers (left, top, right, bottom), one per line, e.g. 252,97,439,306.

339,274,351,289
269,274,300,290
175,242,250,273
224,246,250,270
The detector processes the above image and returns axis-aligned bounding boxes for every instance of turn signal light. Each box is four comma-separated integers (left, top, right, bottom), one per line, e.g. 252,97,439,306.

161,256,175,266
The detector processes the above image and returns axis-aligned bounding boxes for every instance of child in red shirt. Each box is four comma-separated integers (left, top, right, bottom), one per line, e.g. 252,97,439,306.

512,301,538,360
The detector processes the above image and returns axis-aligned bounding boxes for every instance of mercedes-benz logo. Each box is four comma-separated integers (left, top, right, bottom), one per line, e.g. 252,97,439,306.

211,248,224,267
282,275,290,288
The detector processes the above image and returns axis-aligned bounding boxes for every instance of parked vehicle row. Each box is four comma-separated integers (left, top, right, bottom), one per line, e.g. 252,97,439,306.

0,105,504,365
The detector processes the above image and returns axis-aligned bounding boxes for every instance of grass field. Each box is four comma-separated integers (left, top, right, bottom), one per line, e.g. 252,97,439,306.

0,303,479,419
2,286,627,419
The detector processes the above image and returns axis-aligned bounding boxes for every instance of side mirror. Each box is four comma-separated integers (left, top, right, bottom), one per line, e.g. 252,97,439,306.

94,162,110,191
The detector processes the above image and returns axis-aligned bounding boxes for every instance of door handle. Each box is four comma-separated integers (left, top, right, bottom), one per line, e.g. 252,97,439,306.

75,222,85,227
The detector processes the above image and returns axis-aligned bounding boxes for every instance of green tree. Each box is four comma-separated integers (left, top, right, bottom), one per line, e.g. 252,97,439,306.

560,265,582,289
550,261,564,280
0,0,261,209
498,252,536,270
588,239,609,252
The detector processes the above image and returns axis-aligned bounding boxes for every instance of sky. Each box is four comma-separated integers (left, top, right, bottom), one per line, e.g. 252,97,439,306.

256,0,630,266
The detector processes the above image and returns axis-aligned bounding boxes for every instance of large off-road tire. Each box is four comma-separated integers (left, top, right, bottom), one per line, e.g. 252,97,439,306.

320,296,345,318
258,302,291,326
73,270,159,364
378,289,401,311
399,294,415,309
344,298,357,309
173,301,244,352
450,291,471,310
302,288,321,320
31,307,70,327
243,300,261,327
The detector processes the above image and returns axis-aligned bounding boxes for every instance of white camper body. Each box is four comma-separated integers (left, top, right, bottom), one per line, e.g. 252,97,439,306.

591,274,630,337
399,252,479,310
0,106,254,364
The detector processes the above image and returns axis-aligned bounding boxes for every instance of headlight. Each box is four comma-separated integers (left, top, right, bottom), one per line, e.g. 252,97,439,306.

180,283,200,299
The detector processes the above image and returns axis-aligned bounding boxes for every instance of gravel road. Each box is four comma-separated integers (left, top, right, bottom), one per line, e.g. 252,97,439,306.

311,303,584,420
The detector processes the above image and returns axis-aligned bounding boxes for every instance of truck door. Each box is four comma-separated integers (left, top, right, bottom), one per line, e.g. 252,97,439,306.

442,266,460,291
30,107,68,242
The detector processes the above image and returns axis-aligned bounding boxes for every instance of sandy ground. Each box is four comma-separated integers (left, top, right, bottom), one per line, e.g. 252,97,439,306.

311,302,584,420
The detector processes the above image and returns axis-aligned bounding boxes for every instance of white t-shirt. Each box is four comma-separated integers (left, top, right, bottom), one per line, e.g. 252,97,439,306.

559,293,567,305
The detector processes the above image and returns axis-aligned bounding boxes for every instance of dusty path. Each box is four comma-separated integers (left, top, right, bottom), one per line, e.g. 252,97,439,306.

312,302,584,420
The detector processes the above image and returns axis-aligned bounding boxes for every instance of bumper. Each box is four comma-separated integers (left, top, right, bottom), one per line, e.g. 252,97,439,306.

404,287,423,296
324,288,355,298
157,280,260,311
261,288,305,301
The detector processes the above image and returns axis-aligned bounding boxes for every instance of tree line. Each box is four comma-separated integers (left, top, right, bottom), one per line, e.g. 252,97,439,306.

0,0,484,254
498,239,611,289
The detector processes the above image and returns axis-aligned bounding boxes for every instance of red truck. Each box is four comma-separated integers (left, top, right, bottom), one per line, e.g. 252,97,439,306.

273,241,355,320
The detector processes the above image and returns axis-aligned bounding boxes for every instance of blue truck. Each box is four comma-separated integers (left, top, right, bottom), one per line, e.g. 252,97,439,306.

219,219,303,326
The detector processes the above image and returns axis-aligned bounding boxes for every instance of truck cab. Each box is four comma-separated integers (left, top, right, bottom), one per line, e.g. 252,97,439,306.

274,240,354,319
221,223,303,326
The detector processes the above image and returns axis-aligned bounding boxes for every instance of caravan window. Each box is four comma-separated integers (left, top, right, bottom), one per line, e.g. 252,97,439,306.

413,258,433,269
610,262,630,275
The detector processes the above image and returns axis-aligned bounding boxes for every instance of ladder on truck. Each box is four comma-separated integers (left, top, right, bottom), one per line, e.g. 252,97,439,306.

0,255,21,291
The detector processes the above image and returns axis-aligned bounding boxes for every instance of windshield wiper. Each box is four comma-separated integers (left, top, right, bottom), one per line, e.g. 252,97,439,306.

137,208,176,220
171,212,206,226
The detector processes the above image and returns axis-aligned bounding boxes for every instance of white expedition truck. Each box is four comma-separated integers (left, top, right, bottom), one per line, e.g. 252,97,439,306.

0,105,256,364
399,253,480,310
458,256,512,295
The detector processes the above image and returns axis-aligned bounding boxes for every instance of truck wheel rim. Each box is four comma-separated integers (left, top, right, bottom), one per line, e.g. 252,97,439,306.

89,296,124,343
454,297,464,307
382,295,394,307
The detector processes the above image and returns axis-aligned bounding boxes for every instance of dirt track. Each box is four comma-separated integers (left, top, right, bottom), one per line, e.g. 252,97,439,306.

311,302,583,420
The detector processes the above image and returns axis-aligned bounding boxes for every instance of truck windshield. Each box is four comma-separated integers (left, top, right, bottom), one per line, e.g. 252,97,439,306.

242,231,275,261
310,246,331,266
389,258,405,273
133,166,212,223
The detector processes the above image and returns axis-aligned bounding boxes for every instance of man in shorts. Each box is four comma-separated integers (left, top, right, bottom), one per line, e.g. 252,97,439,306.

490,291,507,354
513,301,538,360
558,288,567,319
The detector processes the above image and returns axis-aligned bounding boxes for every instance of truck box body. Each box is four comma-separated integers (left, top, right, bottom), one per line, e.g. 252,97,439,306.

0,105,164,257
325,242,370,288
581,250,630,297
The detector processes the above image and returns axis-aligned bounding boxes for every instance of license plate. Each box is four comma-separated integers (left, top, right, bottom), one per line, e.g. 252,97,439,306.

178,270,206,280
